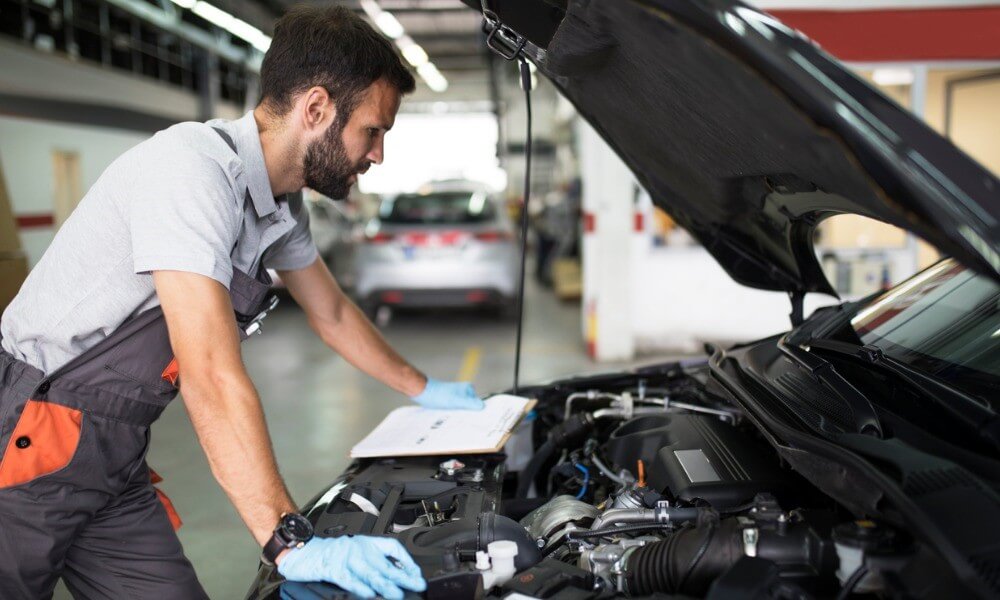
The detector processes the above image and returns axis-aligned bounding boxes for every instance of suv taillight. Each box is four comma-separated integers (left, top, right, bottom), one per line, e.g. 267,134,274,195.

366,232,395,244
474,231,511,242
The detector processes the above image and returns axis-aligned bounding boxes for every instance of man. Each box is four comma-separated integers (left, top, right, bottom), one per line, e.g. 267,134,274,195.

0,6,480,599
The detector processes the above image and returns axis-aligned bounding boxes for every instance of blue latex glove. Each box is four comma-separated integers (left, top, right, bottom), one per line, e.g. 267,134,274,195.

277,536,426,599
410,378,484,410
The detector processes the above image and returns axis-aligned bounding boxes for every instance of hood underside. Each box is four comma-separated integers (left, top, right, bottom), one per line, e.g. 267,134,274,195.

469,0,1000,295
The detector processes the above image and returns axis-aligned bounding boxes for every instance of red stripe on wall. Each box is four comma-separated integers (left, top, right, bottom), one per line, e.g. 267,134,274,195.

768,7,1000,61
15,213,55,229
583,212,596,233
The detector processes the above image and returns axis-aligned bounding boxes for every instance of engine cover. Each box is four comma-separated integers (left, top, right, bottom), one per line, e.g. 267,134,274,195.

604,414,794,508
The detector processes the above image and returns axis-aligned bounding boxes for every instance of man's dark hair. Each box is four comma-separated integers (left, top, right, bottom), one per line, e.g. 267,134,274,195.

260,5,416,123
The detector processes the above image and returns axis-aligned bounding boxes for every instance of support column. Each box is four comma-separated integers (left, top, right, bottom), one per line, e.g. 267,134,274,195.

905,64,930,274
196,50,220,121
577,119,636,362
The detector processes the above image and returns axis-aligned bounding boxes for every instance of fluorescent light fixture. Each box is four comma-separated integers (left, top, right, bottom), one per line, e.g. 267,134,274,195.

228,18,263,43
192,1,234,30
359,3,447,93
872,68,914,87
375,12,404,39
184,1,272,52
417,62,448,92
358,0,381,16
359,0,404,39
401,43,429,67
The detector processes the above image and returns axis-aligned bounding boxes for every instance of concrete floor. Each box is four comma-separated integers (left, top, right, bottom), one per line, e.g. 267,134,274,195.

54,279,680,599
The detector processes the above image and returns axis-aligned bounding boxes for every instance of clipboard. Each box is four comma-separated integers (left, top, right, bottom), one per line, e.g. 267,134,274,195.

350,395,537,458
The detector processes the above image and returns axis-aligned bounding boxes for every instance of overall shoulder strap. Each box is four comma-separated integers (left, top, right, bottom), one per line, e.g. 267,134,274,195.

211,126,238,154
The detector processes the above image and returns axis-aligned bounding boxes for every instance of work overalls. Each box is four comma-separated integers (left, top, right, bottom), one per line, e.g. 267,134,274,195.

0,129,278,599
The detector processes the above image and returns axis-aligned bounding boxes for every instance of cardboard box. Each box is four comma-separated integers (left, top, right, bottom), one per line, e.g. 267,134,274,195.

0,253,29,315
552,257,582,301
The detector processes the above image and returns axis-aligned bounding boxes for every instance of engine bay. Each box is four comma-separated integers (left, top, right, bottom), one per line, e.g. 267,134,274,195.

248,361,929,599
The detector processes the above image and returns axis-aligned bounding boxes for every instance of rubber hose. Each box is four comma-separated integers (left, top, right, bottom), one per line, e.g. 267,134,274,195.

624,519,744,597
515,414,593,498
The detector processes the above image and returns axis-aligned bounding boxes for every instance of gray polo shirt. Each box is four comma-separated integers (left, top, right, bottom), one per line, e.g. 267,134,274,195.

1,111,318,374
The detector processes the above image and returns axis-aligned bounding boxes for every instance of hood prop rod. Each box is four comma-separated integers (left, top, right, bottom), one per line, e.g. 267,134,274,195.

512,60,532,396
481,3,531,395
789,291,805,327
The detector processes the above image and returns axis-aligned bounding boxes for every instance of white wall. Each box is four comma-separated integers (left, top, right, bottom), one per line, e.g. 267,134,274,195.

631,248,837,353
358,112,505,195
0,116,149,266
576,118,839,359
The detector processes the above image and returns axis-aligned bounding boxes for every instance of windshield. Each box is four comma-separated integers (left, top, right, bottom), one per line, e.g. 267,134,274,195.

850,259,1000,403
379,191,496,225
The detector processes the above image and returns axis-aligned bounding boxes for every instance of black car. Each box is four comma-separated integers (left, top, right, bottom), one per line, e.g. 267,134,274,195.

247,1,1000,598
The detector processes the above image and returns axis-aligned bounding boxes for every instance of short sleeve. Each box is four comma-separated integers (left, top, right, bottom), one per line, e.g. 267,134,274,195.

130,139,241,288
263,192,320,271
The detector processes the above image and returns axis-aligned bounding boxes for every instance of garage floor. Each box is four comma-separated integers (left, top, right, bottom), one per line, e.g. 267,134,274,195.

53,280,680,599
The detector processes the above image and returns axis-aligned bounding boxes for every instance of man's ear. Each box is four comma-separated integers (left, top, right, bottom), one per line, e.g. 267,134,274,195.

301,86,337,133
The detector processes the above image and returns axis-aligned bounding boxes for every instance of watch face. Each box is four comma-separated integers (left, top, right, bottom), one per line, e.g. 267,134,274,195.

281,513,314,541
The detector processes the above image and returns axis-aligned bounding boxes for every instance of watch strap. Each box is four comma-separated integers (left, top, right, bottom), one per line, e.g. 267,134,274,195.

262,532,287,566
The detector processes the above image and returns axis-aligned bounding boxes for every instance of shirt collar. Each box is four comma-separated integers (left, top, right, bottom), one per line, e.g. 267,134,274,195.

230,111,280,218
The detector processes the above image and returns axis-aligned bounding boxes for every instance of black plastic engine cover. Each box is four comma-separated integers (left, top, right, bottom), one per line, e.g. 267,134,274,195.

604,414,794,508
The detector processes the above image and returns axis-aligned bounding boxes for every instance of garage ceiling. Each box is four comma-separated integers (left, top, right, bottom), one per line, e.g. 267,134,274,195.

242,0,487,74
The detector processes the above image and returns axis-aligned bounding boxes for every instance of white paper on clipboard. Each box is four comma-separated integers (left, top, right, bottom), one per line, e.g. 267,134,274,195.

350,394,535,458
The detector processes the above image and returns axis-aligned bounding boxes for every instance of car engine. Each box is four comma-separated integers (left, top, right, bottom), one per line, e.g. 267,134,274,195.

249,362,918,599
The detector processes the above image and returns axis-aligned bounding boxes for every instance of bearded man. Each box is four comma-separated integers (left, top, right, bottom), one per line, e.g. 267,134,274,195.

0,6,481,599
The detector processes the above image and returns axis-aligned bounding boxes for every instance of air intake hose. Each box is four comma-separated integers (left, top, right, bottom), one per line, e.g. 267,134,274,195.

515,413,594,498
624,519,744,597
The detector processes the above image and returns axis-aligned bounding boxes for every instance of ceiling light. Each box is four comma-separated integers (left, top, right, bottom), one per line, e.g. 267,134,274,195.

358,0,381,16
401,43,429,68
872,68,914,87
169,0,197,9
374,12,405,39
417,62,448,92
192,1,234,30
359,0,404,39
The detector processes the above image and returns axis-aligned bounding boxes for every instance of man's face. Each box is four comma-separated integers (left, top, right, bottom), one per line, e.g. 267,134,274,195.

303,78,401,200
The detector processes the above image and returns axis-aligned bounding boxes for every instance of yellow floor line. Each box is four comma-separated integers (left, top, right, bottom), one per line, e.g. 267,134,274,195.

457,346,482,382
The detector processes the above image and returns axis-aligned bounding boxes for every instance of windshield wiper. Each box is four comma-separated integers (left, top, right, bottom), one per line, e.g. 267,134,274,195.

777,334,884,438
804,338,1000,450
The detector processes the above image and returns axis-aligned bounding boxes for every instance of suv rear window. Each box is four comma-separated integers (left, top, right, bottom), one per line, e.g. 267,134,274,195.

379,191,496,225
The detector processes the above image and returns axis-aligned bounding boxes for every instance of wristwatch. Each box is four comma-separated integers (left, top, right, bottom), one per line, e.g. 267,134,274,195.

262,512,314,566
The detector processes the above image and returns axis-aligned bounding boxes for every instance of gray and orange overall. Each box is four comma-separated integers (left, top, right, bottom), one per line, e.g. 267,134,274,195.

0,131,278,599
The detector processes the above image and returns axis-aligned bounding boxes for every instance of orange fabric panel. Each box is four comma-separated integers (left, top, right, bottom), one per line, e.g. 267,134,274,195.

155,487,183,531
149,468,182,530
0,400,82,488
161,358,179,386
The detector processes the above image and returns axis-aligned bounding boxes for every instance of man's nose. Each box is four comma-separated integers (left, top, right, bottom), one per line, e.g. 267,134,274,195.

366,138,384,165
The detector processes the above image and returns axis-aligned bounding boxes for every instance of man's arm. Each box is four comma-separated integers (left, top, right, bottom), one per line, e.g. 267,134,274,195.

154,270,295,546
277,258,426,396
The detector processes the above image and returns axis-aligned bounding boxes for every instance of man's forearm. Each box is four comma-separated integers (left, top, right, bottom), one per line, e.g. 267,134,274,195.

180,370,296,546
313,298,426,396
279,260,427,396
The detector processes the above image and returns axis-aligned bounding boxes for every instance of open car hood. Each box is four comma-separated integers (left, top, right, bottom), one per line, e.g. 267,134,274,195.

466,0,1000,295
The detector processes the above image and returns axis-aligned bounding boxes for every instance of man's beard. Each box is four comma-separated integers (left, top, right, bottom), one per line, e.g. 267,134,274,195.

302,121,369,200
